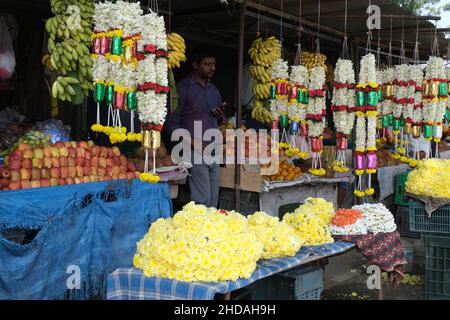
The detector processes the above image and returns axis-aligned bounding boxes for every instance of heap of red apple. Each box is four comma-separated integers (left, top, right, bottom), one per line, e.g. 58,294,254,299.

0,141,139,190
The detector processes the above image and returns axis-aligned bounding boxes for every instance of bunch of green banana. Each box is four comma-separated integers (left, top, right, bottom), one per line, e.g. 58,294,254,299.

44,0,94,103
251,100,273,124
167,33,187,69
52,76,84,102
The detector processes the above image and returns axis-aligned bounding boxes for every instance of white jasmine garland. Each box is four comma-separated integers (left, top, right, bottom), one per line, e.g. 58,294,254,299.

332,59,355,135
334,59,355,84
425,56,446,80
352,203,397,234
393,64,409,119
93,1,113,32
309,66,325,90
290,65,308,84
155,15,167,50
271,59,289,80
355,115,366,151
93,55,109,83
329,219,368,236
270,100,279,119
139,13,158,49
155,58,168,86
307,120,325,137
359,54,377,84
366,116,377,150
410,65,424,124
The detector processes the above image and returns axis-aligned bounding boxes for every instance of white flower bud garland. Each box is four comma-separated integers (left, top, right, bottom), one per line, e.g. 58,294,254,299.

287,65,309,158
270,59,290,143
423,56,447,158
354,54,379,198
306,66,327,176
331,59,356,172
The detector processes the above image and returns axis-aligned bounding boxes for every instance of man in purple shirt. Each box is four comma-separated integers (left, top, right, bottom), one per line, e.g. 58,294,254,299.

165,48,227,207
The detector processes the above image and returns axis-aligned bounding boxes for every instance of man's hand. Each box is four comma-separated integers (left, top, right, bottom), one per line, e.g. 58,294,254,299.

212,102,227,120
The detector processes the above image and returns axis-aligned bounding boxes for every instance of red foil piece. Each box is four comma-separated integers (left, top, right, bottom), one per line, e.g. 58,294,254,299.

290,85,298,101
114,91,125,109
337,137,348,150
310,138,323,152
276,83,282,95
300,122,308,136
271,120,278,129
93,37,101,54
100,36,110,55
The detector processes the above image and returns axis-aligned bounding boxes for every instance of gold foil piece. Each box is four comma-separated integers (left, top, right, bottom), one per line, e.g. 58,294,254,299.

143,130,151,149
151,130,161,149
431,81,439,97
123,45,133,65
447,82,450,95
376,118,383,130
404,122,412,134
387,84,394,97
423,81,431,96
412,125,421,137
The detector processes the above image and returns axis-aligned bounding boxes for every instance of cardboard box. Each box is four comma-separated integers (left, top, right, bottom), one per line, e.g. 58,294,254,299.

219,165,262,193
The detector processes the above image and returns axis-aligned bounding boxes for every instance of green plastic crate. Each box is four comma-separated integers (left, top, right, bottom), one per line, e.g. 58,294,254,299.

278,202,301,220
422,233,450,300
395,171,411,206
409,201,450,234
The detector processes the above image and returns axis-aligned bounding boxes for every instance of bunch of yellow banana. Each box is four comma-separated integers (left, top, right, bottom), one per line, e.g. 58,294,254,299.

301,51,328,75
251,100,273,124
52,76,81,101
45,0,94,102
248,36,281,124
167,33,186,69
248,37,281,69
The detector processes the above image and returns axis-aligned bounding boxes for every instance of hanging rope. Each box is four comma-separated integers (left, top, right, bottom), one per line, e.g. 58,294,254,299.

431,20,439,56
366,0,372,52
168,0,172,33
315,0,321,66
376,29,381,69
412,18,420,64
388,16,393,67
341,0,349,59
400,17,405,64
294,0,303,66
256,0,261,37
280,0,284,48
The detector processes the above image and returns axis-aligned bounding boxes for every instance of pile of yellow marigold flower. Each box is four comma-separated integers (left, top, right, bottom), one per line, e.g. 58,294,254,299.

133,202,263,282
247,211,302,259
282,198,335,245
405,159,450,199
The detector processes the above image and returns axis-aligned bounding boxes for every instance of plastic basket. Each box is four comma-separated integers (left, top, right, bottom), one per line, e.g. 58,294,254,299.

394,171,410,206
422,233,450,300
283,265,324,300
278,202,301,220
395,205,420,239
409,201,450,234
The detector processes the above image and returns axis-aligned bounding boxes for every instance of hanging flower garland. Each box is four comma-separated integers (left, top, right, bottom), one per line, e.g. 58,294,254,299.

423,56,447,157
307,66,327,176
446,67,450,129
136,11,169,183
354,53,378,197
409,64,423,166
380,67,395,132
331,58,356,172
90,1,142,142
270,58,290,143
390,64,409,160
287,65,309,158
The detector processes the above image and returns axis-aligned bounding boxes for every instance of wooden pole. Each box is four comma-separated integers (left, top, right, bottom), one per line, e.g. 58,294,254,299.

235,0,247,212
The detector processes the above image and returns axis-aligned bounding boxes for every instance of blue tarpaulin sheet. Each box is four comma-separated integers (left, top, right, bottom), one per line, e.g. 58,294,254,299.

0,179,172,299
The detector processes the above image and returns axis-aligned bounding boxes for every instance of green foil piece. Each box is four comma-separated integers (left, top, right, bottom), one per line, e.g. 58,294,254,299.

127,92,137,110
280,115,288,129
382,115,389,127
106,85,114,104
94,83,105,103
400,117,405,127
270,85,276,99
423,125,432,138
367,91,378,106
393,119,400,131
378,88,383,101
111,36,123,55
388,114,394,126
356,91,365,106
445,108,450,121
439,83,448,97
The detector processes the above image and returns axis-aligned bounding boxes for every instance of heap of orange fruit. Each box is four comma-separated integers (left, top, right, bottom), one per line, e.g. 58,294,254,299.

264,160,302,181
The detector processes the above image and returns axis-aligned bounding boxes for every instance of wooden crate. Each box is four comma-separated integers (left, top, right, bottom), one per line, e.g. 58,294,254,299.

219,165,263,193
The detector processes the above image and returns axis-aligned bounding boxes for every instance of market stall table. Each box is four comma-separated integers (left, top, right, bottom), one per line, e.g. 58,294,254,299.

220,171,353,216
106,242,354,300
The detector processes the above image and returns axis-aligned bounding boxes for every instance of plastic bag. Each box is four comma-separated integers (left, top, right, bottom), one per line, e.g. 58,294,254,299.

34,119,71,143
0,17,16,81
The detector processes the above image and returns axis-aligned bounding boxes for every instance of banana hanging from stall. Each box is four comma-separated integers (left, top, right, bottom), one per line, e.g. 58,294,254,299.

44,0,94,103
167,33,187,69
248,36,281,124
